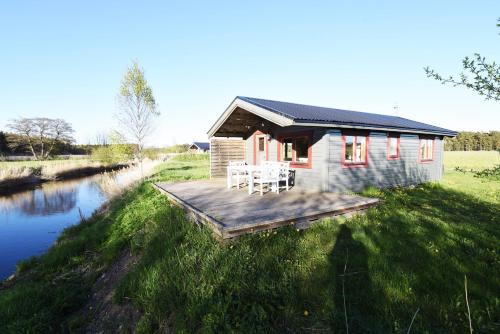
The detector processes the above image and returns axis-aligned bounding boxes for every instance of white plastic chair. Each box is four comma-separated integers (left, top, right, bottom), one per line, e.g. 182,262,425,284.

228,161,247,189
259,161,290,192
252,164,280,196
277,161,290,192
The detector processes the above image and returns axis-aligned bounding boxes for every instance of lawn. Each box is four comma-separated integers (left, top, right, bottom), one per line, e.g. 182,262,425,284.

0,152,498,333
442,150,500,203
443,150,499,171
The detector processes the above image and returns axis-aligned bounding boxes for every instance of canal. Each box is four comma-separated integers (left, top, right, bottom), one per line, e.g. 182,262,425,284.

0,169,134,280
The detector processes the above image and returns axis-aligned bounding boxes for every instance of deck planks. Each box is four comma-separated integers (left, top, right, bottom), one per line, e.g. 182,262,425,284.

154,180,379,238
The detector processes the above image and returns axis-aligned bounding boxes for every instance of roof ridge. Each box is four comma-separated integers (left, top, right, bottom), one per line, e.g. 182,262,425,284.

237,96,297,119
240,96,399,119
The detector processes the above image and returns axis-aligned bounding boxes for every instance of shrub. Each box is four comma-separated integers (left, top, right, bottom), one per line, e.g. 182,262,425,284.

91,145,133,164
143,148,161,160
473,164,500,181
454,164,500,181
163,144,190,154
174,153,209,162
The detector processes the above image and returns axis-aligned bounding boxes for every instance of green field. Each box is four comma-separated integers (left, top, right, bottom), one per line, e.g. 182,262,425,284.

442,151,500,203
0,152,498,333
444,150,500,171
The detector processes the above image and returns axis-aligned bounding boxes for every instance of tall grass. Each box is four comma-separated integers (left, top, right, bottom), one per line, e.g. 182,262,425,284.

97,159,162,197
0,159,115,182
0,166,33,181
0,159,89,169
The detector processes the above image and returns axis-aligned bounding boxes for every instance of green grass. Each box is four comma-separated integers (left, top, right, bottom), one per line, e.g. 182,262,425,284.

1,152,499,333
443,150,500,171
442,151,500,203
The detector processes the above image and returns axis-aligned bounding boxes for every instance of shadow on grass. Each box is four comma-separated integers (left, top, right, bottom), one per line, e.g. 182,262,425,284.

356,183,500,332
111,181,499,333
328,224,387,333
162,166,193,171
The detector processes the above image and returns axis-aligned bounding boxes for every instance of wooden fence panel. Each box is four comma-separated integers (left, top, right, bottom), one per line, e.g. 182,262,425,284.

210,138,245,178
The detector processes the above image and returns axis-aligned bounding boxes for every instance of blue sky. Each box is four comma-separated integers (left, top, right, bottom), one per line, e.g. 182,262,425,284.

1,1,499,146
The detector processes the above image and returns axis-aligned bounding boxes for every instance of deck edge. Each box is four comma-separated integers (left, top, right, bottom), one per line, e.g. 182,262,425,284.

154,182,379,239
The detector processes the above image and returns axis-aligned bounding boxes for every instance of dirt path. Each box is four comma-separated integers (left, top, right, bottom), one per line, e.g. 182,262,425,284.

78,250,141,333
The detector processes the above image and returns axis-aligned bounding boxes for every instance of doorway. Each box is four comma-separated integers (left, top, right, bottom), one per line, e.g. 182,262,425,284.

255,134,267,165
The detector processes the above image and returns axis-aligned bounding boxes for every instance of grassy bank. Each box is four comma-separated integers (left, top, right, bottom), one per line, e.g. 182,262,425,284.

1,152,499,333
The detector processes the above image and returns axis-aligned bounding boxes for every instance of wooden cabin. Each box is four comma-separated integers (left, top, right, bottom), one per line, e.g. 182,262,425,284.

207,97,457,192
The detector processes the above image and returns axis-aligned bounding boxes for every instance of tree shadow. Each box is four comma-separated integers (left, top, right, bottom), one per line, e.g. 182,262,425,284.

357,183,500,332
163,166,193,171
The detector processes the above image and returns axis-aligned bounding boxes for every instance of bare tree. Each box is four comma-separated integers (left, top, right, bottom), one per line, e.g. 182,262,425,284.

7,117,74,160
93,132,109,146
116,61,159,176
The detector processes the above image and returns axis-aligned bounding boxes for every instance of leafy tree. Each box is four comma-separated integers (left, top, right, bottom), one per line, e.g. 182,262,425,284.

7,118,74,159
116,62,159,176
424,19,500,101
444,131,500,151
164,143,190,153
91,131,134,164
0,131,10,156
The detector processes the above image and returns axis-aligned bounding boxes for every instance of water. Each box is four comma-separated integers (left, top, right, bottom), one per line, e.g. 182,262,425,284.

0,172,124,280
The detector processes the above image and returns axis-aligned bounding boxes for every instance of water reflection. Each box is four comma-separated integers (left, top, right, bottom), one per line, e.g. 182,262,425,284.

0,161,160,280
0,173,113,280
14,187,77,216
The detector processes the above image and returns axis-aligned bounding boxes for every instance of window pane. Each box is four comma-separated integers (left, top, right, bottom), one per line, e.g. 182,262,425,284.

295,137,309,162
420,139,433,160
420,140,426,159
345,136,354,162
427,139,433,159
283,138,293,161
258,137,265,151
357,136,366,162
389,137,398,156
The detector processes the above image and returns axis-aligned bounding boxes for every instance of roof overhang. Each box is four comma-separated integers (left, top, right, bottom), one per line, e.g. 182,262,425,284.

207,97,457,138
207,97,294,137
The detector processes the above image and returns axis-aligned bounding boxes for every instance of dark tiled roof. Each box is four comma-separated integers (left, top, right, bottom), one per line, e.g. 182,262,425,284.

192,142,210,150
238,96,457,136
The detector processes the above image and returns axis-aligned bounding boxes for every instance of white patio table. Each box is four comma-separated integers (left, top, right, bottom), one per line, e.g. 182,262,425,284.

226,164,262,195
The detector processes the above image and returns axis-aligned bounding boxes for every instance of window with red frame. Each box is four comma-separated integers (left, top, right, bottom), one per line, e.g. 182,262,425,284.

387,134,400,159
343,134,368,166
278,132,312,167
420,138,434,161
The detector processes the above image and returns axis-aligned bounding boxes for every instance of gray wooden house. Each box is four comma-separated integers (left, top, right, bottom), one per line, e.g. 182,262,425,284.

207,97,457,192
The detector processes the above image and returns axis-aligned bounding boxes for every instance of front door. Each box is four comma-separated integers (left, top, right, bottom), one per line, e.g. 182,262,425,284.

256,134,267,165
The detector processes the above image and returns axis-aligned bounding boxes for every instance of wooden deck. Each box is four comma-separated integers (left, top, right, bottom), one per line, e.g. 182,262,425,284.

154,180,379,239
